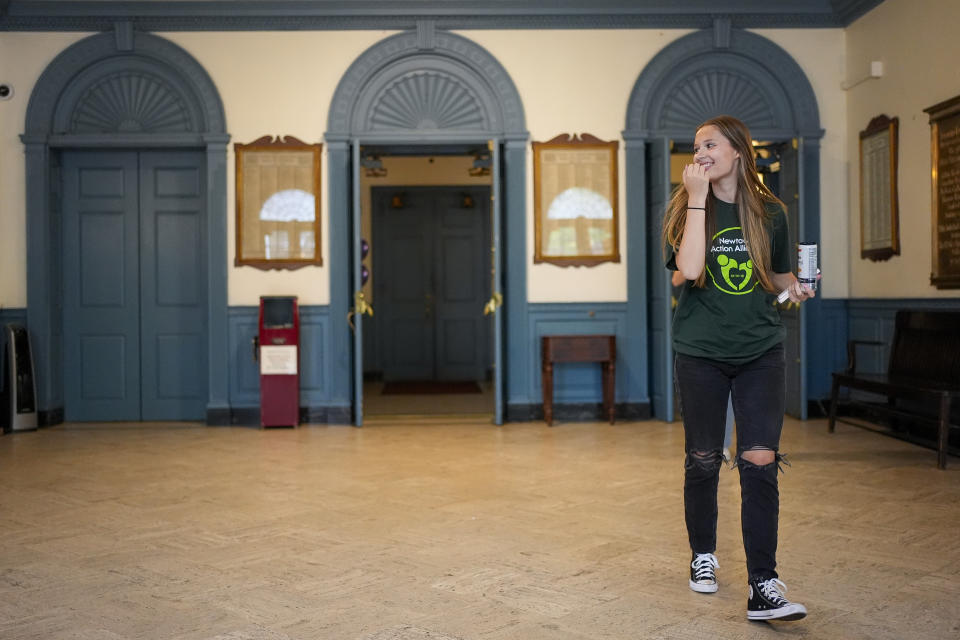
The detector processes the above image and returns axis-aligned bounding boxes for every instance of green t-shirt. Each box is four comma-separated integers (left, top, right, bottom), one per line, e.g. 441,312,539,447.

667,199,791,364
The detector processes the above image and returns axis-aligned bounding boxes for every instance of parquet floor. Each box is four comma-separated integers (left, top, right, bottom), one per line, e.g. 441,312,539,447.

1,415,958,639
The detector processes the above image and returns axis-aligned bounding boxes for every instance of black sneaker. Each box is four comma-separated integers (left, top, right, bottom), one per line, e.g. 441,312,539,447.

747,577,807,621
689,552,718,593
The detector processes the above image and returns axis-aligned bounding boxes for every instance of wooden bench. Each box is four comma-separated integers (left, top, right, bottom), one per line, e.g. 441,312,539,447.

827,310,960,469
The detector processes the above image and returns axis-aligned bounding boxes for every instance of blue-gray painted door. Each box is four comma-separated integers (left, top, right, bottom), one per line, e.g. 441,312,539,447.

490,141,504,425
352,141,365,425
139,152,208,420
778,141,804,418
375,190,435,381
63,150,207,421
647,138,673,421
435,188,490,381
373,186,490,382
63,152,141,421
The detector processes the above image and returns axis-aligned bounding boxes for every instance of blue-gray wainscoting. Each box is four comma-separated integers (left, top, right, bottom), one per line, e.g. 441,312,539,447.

806,298,960,415
8,299,958,425
506,302,650,422
226,305,350,426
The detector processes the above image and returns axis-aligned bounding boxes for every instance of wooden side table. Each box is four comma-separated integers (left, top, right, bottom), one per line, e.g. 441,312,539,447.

541,334,616,426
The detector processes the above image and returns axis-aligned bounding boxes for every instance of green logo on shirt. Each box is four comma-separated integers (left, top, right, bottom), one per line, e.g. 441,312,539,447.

707,226,757,295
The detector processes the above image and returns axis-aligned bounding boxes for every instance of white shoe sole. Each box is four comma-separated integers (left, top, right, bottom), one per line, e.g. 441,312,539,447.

748,603,807,621
689,579,718,593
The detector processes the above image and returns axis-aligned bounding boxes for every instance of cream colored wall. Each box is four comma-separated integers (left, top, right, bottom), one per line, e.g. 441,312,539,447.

0,26,850,308
162,31,393,306
462,29,690,302
845,0,960,298
0,33,88,308
358,155,492,303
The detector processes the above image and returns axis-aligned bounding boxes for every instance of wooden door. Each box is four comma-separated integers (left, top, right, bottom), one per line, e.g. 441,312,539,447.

62,150,207,421
373,186,490,382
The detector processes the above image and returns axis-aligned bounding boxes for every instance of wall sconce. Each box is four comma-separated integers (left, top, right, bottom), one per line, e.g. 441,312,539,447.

468,149,491,177
361,152,387,178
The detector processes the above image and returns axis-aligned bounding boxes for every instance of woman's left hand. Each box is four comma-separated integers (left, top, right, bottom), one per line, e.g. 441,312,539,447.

785,280,816,303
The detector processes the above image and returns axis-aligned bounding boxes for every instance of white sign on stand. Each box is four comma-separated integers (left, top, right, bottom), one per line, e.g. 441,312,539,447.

259,345,298,375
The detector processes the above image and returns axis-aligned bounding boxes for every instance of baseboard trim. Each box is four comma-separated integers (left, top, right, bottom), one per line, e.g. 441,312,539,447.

219,405,353,427
507,402,650,422
206,407,232,426
38,407,64,427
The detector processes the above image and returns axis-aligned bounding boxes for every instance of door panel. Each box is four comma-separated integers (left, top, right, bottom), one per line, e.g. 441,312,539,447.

377,195,435,381
139,152,207,420
373,186,490,383
491,142,503,424
352,141,364,425
62,150,207,422
435,189,489,381
63,152,141,421
647,138,673,421
778,141,803,418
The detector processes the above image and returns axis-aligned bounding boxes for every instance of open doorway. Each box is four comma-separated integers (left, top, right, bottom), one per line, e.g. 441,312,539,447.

358,151,495,417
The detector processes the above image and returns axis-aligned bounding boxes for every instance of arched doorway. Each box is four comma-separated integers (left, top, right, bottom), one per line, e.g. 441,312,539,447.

325,25,528,425
22,27,230,424
622,24,824,421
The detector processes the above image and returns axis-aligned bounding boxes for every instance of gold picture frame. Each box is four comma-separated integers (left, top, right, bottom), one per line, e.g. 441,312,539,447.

858,115,900,262
924,95,960,289
533,133,620,267
235,135,322,270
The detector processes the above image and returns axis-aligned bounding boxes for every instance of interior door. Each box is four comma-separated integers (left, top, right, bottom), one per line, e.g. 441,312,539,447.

351,140,365,426
490,140,504,425
376,190,435,381
62,150,207,421
374,187,490,382
138,152,208,420
63,151,141,421
778,139,805,418
435,188,490,381
647,137,673,421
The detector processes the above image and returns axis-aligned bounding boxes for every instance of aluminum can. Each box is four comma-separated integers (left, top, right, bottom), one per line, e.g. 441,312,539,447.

797,242,818,291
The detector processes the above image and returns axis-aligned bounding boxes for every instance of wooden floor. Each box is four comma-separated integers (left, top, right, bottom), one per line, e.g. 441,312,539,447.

1,415,958,639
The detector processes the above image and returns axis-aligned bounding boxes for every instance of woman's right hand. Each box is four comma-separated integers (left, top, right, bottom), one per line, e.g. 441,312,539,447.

682,163,710,206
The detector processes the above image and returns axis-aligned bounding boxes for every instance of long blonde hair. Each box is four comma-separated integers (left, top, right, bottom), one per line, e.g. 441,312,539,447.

661,115,786,292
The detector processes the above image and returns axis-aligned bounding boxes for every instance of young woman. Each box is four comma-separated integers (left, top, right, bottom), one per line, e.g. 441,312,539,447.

663,115,814,622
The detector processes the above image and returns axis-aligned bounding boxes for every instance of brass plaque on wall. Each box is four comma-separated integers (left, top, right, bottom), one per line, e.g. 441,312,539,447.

924,96,960,289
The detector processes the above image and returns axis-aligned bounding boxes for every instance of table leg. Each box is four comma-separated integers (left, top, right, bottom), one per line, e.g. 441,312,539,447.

603,362,615,424
543,362,554,426
938,394,950,470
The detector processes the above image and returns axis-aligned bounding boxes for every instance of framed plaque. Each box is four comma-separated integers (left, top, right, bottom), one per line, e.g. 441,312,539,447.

924,95,960,289
533,133,620,267
859,115,900,261
235,135,322,270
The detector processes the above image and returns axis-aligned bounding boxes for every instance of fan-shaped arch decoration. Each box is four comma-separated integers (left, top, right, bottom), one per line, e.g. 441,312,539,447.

625,29,822,139
657,70,778,132
70,72,192,134
369,71,486,131
327,31,526,138
25,31,225,141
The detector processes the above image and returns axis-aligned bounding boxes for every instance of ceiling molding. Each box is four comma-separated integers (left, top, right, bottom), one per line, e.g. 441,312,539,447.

0,1,886,32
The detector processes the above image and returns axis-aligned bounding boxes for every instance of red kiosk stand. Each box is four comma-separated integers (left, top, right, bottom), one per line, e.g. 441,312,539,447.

255,296,300,428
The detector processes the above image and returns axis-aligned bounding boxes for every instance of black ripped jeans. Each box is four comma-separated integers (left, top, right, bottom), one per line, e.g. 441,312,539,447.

674,344,785,581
